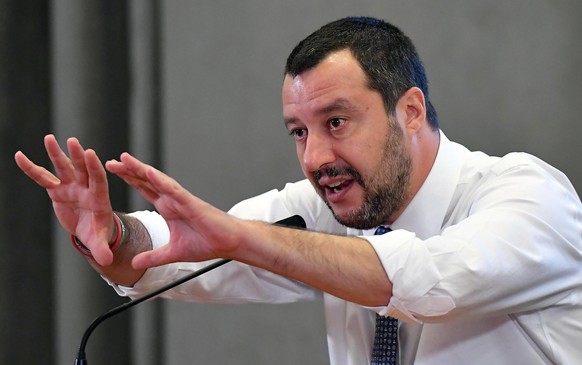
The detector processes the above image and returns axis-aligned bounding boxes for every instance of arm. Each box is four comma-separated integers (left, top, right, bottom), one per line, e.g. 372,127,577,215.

237,220,392,306
14,135,150,285
109,153,393,307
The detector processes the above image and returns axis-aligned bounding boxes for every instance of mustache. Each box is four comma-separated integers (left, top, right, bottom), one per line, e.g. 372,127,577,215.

315,165,365,188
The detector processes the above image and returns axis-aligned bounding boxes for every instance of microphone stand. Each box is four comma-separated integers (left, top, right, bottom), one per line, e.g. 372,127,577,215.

74,258,231,364
74,215,305,364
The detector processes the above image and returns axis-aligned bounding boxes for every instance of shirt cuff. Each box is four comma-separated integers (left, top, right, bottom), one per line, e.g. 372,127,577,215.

363,230,456,323
105,210,177,298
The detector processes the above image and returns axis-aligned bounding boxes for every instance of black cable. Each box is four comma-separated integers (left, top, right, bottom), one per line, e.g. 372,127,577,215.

75,259,230,364
74,214,305,364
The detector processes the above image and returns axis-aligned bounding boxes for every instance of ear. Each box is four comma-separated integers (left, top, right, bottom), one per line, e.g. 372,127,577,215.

396,87,427,135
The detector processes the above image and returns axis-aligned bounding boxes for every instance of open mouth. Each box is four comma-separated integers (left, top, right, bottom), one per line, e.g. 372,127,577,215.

326,180,351,193
319,179,356,204
315,165,363,202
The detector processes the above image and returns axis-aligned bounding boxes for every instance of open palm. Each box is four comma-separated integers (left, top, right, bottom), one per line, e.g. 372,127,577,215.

106,152,241,270
15,135,116,265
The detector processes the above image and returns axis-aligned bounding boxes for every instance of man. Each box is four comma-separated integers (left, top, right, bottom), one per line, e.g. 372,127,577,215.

15,17,582,364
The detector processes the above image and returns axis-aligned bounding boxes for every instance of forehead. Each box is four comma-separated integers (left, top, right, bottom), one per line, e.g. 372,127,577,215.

282,50,370,113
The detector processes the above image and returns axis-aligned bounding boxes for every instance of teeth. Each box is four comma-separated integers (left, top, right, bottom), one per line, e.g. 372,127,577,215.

327,181,344,192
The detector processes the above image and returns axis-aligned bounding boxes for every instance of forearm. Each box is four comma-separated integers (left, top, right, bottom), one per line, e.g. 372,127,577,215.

86,213,152,286
236,220,392,307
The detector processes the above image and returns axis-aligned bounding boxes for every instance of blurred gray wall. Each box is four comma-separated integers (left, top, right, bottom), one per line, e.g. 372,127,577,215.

1,0,581,364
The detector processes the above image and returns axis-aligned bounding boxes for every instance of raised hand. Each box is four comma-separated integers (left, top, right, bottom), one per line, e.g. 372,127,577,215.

15,135,117,266
106,153,242,270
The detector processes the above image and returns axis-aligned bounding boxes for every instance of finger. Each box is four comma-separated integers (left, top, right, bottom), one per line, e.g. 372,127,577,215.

117,152,154,181
145,165,203,210
117,153,178,203
104,158,125,175
67,137,89,187
123,175,161,203
132,244,178,270
79,218,116,266
118,153,205,214
117,153,185,198
14,150,61,188
88,241,115,267
106,158,161,202
84,149,111,205
45,135,76,183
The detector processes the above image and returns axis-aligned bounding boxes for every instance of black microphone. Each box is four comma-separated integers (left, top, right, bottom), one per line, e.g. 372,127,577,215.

74,215,306,364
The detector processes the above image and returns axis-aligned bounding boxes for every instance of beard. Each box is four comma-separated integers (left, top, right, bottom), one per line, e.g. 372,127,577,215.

315,119,412,229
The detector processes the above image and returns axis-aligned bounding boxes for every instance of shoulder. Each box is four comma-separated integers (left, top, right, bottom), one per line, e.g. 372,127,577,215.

482,152,574,192
459,151,580,218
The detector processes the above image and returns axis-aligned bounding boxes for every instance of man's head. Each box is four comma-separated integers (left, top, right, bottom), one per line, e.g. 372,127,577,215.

285,16,438,130
283,17,440,229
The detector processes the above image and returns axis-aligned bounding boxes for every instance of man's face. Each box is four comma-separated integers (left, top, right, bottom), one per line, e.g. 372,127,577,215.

283,50,412,229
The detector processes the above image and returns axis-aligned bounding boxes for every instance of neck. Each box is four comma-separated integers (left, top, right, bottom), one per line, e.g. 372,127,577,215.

387,129,440,225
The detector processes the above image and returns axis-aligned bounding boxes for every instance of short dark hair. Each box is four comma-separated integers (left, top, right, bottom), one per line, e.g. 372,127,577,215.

285,17,439,130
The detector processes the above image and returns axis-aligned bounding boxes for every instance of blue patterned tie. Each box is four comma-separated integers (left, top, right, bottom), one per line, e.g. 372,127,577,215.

370,226,398,365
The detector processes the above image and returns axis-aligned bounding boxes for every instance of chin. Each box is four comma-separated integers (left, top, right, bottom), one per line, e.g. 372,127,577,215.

329,200,395,230
327,206,372,230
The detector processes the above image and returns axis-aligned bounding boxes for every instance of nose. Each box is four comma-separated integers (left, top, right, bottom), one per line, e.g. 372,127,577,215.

300,133,336,173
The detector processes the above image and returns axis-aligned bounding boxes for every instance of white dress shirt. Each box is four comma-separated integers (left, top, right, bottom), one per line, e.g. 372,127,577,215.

111,132,582,364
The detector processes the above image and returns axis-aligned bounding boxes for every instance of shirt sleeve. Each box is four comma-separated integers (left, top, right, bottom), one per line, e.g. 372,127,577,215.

364,230,456,323
365,154,582,323
107,180,328,304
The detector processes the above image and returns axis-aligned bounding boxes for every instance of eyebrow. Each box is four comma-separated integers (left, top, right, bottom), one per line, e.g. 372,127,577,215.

317,98,357,115
284,98,357,127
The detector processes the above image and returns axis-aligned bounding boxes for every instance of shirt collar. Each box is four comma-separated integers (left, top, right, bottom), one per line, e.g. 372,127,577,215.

363,131,466,239
392,131,465,238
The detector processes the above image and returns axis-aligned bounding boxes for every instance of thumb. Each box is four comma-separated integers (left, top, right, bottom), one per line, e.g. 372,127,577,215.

91,243,115,267
132,245,176,270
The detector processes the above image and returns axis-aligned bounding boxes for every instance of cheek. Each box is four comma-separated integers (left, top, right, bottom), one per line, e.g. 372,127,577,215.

295,146,307,174
344,144,375,173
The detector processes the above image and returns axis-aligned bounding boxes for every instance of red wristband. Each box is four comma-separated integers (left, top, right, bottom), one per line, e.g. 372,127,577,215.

71,213,125,257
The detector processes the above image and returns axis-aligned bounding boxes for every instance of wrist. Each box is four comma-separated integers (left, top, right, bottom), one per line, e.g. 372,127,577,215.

71,213,127,257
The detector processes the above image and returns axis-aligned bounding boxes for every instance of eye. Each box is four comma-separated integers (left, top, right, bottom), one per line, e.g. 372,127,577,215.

289,128,307,141
328,118,346,130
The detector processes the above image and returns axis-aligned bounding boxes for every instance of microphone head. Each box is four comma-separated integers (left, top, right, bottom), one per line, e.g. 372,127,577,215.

275,215,306,229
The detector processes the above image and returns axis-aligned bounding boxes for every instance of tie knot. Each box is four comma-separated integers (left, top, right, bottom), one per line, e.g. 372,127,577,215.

374,226,391,235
